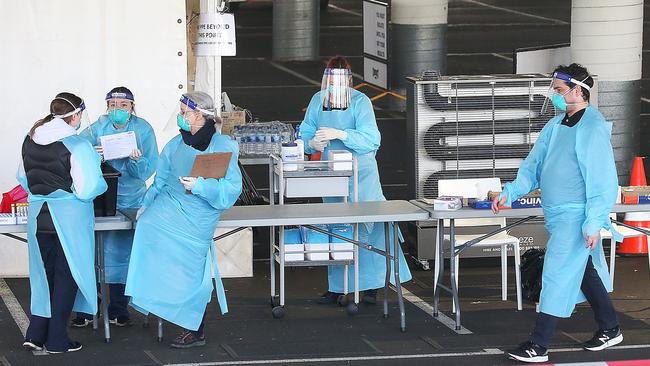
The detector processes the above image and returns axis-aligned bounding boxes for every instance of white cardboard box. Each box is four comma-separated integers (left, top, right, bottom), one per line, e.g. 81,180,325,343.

305,243,330,261
284,243,305,262
328,150,353,171
331,242,354,260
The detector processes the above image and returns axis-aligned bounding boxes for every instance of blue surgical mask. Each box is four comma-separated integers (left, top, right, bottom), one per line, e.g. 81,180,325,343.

551,93,567,112
108,109,130,125
177,113,191,132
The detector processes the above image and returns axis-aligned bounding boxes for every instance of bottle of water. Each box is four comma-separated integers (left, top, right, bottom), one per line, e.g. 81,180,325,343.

280,123,292,144
254,125,264,155
262,125,272,155
271,125,281,155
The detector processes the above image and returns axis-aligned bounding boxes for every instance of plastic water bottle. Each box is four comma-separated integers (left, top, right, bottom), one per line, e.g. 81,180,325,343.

270,125,281,155
295,125,305,168
254,125,264,155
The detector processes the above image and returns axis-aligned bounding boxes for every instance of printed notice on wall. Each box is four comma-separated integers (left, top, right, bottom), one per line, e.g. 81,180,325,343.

362,1,388,61
194,13,236,57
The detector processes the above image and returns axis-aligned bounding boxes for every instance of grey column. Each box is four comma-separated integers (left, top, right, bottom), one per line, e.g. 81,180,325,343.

389,0,448,111
571,0,643,182
272,0,319,61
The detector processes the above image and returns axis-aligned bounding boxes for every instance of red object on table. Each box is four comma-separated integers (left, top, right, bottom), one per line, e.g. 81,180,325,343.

619,156,649,255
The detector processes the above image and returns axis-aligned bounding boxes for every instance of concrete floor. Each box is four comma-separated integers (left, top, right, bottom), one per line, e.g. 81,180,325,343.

1,0,650,365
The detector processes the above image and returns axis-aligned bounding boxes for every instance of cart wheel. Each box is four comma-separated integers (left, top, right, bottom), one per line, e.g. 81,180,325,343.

272,306,285,319
337,294,349,307
346,303,359,316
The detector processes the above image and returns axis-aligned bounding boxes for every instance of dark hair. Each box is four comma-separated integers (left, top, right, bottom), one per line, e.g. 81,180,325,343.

326,55,352,70
29,92,83,136
105,86,136,114
552,63,593,102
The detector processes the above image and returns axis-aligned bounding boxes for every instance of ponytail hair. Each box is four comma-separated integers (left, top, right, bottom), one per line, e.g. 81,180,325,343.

29,92,83,137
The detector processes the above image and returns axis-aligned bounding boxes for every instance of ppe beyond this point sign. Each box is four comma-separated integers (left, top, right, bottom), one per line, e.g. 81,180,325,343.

195,13,236,57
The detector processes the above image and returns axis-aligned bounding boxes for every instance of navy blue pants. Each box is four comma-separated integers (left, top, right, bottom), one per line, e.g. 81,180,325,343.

529,255,619,347
77,283,129,320
25,232,78,352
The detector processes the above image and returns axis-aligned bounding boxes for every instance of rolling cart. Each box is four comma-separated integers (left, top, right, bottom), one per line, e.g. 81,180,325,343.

268,154,359,317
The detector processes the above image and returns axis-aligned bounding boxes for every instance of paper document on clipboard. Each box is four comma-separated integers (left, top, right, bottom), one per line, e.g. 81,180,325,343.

100,131,138,160
189,152,232,179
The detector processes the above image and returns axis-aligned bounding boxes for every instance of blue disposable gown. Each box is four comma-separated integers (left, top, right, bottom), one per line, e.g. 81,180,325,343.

300,89,412,293
500,106,618,317
124,133,242,331
17,136,107,317
79,115,158,283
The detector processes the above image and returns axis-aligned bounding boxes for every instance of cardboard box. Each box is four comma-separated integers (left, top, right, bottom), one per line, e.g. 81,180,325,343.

220,110,247,135
621,186,650,204
329,224,354,260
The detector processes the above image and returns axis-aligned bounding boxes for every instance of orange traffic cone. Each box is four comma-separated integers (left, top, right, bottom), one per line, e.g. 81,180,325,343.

619,157,650,255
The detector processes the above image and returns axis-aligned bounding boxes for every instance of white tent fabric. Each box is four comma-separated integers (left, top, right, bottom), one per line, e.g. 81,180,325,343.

0,0,187,276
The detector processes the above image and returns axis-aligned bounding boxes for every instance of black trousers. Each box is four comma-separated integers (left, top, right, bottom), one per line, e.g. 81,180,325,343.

529,255,619,348
77,283,129,320
25,232,78,352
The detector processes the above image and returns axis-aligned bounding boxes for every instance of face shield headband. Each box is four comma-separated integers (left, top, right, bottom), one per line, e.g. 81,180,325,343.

180,95,214,115
52,98,86,119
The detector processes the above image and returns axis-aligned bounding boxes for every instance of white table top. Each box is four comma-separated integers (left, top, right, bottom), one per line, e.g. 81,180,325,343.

0,212,132,234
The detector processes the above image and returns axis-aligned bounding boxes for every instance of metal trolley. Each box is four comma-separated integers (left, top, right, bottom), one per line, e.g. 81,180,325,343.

268,154,359,318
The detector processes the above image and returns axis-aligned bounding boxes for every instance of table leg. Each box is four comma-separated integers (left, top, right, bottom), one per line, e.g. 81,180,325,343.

383,222,390,319
449,219,461,330
97,231,111,342
433,219,444,317
354,223,359,305
93,235,99,330
393,222,406,332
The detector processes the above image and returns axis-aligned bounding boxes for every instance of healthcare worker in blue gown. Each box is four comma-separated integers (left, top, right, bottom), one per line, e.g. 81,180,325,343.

299,56,412,305
492,64,622,364
18,93,107,353
125,91,242,349
73,86,158,327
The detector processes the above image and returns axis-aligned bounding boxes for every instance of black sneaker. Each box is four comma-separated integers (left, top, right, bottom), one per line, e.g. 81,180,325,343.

583,327,623,351
70,316,93,328
22,339,43,351
46,341,82,354
170,330,206,349
109,316,132,327
363,289,378,305
507,341,548,363
317,291,341,305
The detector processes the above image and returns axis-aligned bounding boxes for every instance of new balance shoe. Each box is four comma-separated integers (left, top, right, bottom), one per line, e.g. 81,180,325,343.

45,341,82,354
22,339,43,351
583,326,623,351
507,341,548,363
170,330,206,349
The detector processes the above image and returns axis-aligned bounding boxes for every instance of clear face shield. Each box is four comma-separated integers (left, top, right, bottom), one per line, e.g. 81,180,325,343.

321,68,353,110
165,95,215,133
540,71,591,115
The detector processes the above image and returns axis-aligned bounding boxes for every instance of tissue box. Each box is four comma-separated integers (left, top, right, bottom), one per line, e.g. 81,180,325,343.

328,150,353,171
0,213,16,225
432,196,463,211
621,186,650,204
283,228,304,262
329,224,354,260
301,225,330,261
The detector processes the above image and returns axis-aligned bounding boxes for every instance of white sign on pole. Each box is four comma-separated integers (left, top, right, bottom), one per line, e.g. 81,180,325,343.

363,1,388,60
363,57,388,89
195,13,236,56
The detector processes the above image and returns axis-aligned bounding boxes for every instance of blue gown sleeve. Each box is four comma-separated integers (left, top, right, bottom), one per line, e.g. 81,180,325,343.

68,139,108,201
339,95,380,154
191,142,243,210
299,93,321,154
577,121,619,237
125,124,159,181
501,120,555,204
16,159,29,193
141,139,174,208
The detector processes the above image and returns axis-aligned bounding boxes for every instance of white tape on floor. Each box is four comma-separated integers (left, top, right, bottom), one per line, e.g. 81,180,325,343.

394,285,473,334
0,279,29,337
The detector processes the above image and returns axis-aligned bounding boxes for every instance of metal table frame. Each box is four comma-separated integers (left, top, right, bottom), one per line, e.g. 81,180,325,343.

0,212,133,343
410,200,650,331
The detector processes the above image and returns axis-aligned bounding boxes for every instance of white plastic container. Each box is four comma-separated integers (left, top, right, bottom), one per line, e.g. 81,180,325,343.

329,224,354,260
283,228,304,261
301,225,330,261
281,142,299,171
